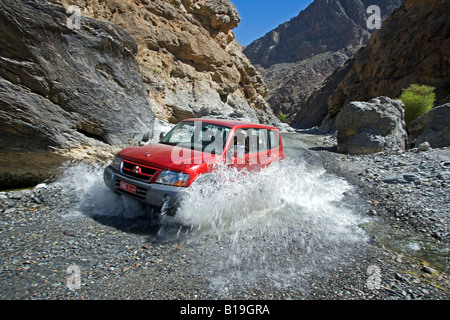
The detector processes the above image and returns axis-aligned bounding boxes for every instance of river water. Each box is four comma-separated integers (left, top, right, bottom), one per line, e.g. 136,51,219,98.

54,132,376,293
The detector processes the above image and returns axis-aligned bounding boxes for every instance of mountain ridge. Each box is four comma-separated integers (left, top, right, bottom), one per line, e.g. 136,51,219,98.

244,0,403,69
243,0,403,122
294,0,450,130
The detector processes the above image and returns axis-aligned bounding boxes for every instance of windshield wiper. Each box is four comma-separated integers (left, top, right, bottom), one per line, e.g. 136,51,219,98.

159,141,178,146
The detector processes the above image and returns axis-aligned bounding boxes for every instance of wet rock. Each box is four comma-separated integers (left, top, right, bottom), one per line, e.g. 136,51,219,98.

337,143,450,244
63,230,76,237
437,172,450,180
421,265,439,277
31,195,42,204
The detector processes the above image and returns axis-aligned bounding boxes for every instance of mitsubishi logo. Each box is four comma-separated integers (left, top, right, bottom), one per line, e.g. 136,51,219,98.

132,166,140,174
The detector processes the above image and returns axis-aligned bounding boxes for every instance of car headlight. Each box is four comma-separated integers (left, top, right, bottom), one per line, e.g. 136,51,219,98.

156,170,190,187
112,156,122,171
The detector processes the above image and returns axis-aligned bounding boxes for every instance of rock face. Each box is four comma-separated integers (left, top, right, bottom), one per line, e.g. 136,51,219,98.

261,46,359,120
310,0,450,130
408,104,450,148
336,97,408,155
50,0,276,124
291,56,355,129
244,0,402,69
243,0,402,121
0,0,155,189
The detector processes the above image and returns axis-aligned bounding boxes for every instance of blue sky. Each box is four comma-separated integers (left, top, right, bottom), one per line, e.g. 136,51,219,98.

231,0,314,46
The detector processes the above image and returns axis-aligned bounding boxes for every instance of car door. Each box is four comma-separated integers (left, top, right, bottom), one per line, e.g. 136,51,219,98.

226,128,248,171
244,128,270,170
266,129,283,163
226,128,272,171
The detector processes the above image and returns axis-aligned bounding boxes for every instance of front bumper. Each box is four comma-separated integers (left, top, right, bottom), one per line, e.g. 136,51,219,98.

103,166,185,215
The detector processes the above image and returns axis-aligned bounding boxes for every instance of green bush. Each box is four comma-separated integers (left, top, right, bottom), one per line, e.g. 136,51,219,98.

399,84,435,127
277,113,288,123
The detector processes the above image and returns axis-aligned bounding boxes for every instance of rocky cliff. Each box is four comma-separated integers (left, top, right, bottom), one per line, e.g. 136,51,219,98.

262,45,360,119
298,0,450,130
0,0,155,189
50,0,276,124
1,0,277,189
245,0,402,69
244,0,402,120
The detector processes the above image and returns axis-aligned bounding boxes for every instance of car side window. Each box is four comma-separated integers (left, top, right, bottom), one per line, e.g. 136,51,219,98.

229,128,279,156
230,129,247,157
269,130,280,149
246,128,270,153
245,129,258,154
232,128,264,155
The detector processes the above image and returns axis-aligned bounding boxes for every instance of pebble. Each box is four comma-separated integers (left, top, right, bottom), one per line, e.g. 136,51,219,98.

417,142,430,152
0,139,448,300
382,174,422,185
341,145,449,244
31,195,42,204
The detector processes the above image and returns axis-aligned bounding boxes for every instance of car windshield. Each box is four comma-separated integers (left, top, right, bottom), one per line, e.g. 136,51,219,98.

160,121,231,155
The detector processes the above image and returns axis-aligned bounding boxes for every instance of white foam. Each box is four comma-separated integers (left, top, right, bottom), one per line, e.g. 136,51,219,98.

55,162,148,219
52,158,368,293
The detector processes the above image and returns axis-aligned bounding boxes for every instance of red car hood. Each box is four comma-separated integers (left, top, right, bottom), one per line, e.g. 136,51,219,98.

117,143,217,172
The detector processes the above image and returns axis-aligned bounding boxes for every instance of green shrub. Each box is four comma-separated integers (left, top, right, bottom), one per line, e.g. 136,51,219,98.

277,113,288,123
398,84,435,127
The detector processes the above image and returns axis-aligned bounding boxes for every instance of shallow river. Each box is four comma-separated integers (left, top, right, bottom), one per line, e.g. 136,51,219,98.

54,132,378,292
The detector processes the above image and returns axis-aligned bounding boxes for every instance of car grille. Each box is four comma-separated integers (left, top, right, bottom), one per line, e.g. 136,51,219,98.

121,160,158,182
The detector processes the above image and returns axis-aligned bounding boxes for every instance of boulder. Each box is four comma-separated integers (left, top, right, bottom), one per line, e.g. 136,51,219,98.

0,0,155,189
408,104,450,148
336,97,407,155
184,0,241,33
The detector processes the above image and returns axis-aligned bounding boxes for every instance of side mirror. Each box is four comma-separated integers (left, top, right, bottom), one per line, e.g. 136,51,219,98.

159,132,166,141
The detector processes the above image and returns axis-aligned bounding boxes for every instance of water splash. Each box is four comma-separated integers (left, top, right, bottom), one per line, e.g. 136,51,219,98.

52,159,368,294
54,161,148,219
169,160,368,294
173,160,365,241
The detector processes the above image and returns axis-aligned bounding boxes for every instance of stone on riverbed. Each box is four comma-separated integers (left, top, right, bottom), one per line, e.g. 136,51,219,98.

382,174,422,186
336,97,408,155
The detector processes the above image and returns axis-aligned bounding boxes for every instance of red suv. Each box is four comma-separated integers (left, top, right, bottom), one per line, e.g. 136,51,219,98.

104,118,285,215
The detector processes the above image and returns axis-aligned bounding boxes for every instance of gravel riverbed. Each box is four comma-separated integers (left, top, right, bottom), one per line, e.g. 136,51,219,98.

0,132,448,302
